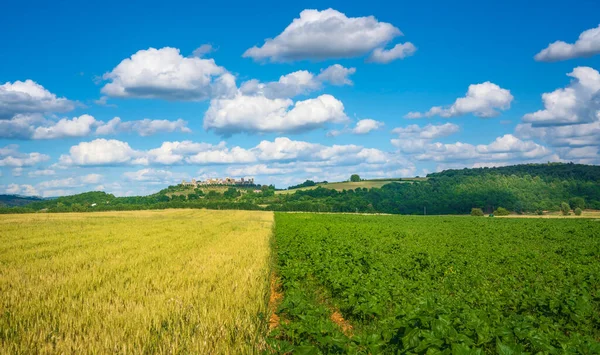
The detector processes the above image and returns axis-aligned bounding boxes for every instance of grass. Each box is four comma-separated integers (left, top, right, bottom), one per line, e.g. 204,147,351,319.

0,209,273,354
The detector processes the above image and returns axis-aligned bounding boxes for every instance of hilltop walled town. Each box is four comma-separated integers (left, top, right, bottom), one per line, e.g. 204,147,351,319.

181,177,255,187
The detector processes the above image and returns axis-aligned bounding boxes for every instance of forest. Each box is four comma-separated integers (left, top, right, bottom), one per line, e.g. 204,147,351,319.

1,163,599,215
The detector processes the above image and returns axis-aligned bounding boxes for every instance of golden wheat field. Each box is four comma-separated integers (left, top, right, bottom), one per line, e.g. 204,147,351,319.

0,209,273,354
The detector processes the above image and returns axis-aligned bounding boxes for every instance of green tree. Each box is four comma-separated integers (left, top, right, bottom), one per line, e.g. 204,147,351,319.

350,174,361,182
471,208,484,216
224,188,241,199
574,207,582,216
494,207,510,216
560,202,571,216
569,197,585,210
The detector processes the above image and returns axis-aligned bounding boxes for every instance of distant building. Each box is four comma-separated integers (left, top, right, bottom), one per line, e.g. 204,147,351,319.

181,177,255,187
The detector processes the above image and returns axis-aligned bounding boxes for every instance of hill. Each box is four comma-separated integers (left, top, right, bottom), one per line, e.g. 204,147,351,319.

276,178,427,194
2,163,599,215
0,194,43,207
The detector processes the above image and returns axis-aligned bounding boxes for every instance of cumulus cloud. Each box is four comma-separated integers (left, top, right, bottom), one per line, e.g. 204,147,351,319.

405,82,513,119
329,119,385,136
4,184,39,196
240,64,355,99
0,144,50,167
58,139,143,166
96,117,191,136
391,123,460,153
535,25,600,62
515,67,600,163
522,67,600,126
0,114,191,140
0,80,75,119
243,8,411,62
192,44,215,58
101,47,236,101
32,114,97,139
28,169,56,177
351,119,385,134
368,42,417,63
403,134,552,163
316,64,357,86
204,94,348,136
123,168,188,184
0,114,44,139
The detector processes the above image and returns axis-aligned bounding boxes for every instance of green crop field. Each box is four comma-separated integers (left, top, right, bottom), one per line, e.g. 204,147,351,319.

0,210,273,354
269,213,600,354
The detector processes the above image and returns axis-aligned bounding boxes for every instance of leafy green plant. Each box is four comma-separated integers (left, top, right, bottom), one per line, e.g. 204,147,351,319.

574,207,582,216
270,213,600,353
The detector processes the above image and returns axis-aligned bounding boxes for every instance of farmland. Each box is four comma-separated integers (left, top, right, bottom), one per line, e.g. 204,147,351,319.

0,210,273,354
270,213,600,353
276,179,415,194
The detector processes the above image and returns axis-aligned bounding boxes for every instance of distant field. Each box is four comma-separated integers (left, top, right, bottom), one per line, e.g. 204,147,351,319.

498,210,600,218
276,180,414,194
0,210,273,354
270,213,600,353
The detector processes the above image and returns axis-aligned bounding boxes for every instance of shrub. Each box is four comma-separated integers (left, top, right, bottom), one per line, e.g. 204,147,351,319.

574,207,582,216
560,202,571,216
536,210,544,216
494,207,510,216
350,174,361,182
471,208,484,216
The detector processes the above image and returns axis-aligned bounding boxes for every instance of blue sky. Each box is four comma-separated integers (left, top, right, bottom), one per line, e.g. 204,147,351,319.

1,0,599,197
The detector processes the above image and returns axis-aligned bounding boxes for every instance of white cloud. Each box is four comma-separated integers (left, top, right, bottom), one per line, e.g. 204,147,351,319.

123,168,187,184
101,47,236,101
515,67,600,163
192,44,215,58
29,169,56,177
351,119,384,134
81,174,102,184
523,67,600,126
316,64,357,86
12,167,23,177
0,114,43,139
0,144,50,167
405,82,513,118
410,134,552,163
204,93,348,136
243,8,406,62
96,117,191,136
58,139,143,166
328,119,384,136
368,42,417,63
226,164,291,177
391,123,460,153
240,64,355,99
535,25,600,62
32,114,97,140
0,80,74,119
5,184,39,196
515,121,600,148
392,123,460,139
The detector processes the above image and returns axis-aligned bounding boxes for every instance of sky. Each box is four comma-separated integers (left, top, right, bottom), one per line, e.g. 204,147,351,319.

1,0,599,197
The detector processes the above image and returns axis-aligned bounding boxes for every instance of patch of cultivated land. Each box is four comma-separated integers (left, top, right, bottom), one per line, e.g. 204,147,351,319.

0,209,273,354
269,213,600,353
276,180,419,194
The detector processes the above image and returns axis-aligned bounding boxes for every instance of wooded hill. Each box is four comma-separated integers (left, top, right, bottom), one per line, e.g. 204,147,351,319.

2,163,599,215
